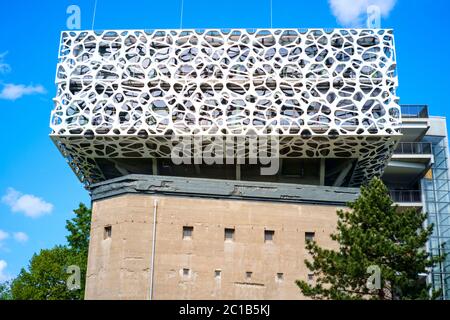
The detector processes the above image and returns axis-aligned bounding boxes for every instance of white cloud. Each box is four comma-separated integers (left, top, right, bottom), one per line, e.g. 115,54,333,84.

0,83,46,101
0,230,28,248
0,230,9,242
2,188,53,218
0,260,11,282
13,232,29,243
0,52,46,101
0,51,11,74
329,0,397,26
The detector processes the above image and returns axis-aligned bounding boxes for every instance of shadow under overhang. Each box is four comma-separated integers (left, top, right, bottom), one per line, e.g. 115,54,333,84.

383,159,432,187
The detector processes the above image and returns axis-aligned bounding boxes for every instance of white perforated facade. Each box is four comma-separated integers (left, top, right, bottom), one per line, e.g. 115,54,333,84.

50,29,401,186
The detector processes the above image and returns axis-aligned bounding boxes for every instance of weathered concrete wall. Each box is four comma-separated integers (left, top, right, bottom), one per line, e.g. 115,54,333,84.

90,174,360,205
85,193,345,300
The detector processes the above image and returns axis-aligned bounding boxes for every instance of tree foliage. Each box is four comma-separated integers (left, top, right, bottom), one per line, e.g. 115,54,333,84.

66,203,91,254
0,280,12,300
297,177,445,300
10,203,91,300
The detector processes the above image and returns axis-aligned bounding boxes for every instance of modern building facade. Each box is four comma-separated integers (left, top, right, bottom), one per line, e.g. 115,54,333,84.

50,29,449,299
419,116,450,299
384,108,450,299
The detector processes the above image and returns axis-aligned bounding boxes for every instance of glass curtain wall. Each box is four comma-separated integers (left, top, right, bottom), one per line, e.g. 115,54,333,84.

422,135,450,299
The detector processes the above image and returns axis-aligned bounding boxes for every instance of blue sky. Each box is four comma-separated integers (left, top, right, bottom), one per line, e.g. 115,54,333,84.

0,0,449,281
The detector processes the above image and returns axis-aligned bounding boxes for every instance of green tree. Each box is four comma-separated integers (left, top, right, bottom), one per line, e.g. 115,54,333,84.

65,202,91,299
0,280,12,300
11,203,91,300
11,246,79,300
66,203,91,254
296,177,445,300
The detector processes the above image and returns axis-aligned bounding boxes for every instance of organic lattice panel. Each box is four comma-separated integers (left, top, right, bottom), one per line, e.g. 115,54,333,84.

52,135,398,186
50,29,401,186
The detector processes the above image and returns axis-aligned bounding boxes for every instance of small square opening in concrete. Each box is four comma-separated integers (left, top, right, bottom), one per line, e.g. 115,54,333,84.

246,271,252,279
277,273,284,281
183,268,190,277
104,225,112,239
308,273,314,281
215,270,221,279
183,226,193,239
305,232,315,242
224,228,235,241
264,230,274,242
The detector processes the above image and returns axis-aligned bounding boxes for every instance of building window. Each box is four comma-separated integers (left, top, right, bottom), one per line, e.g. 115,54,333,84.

104,225,112,239
183,268,190,277
275,272,284,282
246,271,253,279
264,230,274,242
183,226,193,239
305,232,315,242
224,228,235,241
215,269,222,279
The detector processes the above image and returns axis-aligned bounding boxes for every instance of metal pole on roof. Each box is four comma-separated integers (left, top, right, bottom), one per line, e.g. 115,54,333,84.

92,0,98,30
180,0,184,29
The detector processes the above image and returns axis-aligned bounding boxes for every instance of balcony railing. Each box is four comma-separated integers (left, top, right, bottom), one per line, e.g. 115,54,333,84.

401,105,429,118
394,142,432,155
390,190,422,203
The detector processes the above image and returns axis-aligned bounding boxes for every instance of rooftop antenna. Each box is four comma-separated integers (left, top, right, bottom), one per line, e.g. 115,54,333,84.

92,0,98,30
180,0,184,29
